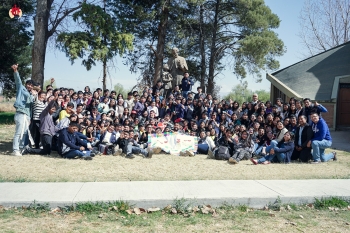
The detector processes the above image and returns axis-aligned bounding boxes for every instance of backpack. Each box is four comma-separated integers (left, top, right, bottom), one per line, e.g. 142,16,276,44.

215,146,231,160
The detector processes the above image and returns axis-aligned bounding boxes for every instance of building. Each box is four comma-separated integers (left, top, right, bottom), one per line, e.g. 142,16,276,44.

266,42,350,130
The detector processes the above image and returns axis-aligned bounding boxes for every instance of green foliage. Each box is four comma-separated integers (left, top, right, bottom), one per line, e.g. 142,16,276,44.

113,83,129,98
0,0,34,98
314,197,350,209
27,200,51,213
224,82,270,103
236,204,249,212
75,201,132,213
172,197,193,214
57,3,133,71
0,112,15,124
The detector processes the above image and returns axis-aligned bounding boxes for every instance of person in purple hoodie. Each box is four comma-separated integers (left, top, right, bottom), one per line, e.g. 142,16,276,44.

309,112,337,164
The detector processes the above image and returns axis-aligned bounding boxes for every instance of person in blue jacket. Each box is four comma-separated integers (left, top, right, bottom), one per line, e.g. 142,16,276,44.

309,112,337,164
11,64,35,156
181,72,194,99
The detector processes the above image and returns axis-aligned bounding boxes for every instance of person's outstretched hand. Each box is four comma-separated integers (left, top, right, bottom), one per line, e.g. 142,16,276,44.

11,64,18,72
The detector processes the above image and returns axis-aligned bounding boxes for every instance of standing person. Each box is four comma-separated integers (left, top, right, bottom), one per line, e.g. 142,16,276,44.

302,98,328,124
309,112,337,164
181,72,194,98
21,100,58,156
11,64,35,156
31,91,47,148
251,93,259,105
291,115,313,162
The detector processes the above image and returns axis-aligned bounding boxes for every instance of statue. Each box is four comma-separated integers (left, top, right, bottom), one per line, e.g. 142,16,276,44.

167,47,188,88
162,64,173,98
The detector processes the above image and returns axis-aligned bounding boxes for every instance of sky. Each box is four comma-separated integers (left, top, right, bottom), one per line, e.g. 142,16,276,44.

43,0,307,96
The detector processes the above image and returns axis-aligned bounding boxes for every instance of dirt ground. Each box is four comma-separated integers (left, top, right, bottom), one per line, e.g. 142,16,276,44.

1,125,349,182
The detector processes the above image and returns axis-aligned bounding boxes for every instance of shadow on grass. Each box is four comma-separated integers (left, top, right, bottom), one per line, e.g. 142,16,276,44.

0,112,15,125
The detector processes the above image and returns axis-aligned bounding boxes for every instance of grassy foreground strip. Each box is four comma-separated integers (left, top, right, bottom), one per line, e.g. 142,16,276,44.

1,125,350,182
1,197,350,232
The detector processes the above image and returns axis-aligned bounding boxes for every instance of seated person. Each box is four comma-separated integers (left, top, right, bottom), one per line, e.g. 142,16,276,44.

121,131,153,159
209,130,235,160
192,130,216,157
228,130,254,164
251,131,294,165
57,122,94,160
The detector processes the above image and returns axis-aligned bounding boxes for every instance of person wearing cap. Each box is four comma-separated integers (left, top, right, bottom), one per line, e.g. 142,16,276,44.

181,72,194,99
11,64,36,156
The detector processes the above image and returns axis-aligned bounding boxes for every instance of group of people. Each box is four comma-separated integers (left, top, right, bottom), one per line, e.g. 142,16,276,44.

11,63,337,164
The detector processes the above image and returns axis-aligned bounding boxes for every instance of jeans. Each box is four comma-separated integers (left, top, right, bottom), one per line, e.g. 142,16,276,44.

127,144,148,156
311,139,334,162
26,134,53,155
254,145,263,155
13,112,30,152
64,150,91,158
182,91,189,99
259,140,285,163
30,120,41,148
197,144,209,154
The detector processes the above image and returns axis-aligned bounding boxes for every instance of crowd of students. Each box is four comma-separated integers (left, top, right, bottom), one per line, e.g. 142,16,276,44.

11,64,337,164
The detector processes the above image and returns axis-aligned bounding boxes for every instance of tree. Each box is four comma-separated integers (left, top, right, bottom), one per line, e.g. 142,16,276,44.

299,0,350,56
205,0,285,94
113,83,129,98
0,0,34,98
32,0,84,87
224,81,270,103
56,2,133,90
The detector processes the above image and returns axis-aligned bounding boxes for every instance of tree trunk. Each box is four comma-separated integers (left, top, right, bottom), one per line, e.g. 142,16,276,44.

32,0,52,87
207,0,220,94
199,4,206,92
102,58,107,90
153,0,169,86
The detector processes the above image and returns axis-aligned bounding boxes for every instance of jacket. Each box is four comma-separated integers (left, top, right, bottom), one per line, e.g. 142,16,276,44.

100,131,118,144
294,124,313,148
39,100,57,136
274,140,294,159
57,128,87,155
181,77,194,91
311,117,332,142
13,72,33,117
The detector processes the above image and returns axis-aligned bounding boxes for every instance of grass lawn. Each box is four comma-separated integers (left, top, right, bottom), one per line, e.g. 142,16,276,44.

0,112,15,125
0,125,349,182
1,199,350,233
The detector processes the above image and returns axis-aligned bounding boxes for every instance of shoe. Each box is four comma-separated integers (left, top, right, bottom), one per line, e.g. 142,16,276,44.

20,145,30,155
179,151,187,157
186,150,194,157
154,147,162,154
82,156,92,160
113,149,123,156
207,150,215,159
250,158,258,165
332,151,337,161
262,161,271,165
228,157,238,164
11,150,22,156
126,154,135,159
311,161,320,164
147,148,153,159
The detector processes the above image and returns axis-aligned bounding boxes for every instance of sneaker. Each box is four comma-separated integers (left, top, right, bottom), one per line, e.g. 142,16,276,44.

207,150,215,159
311,161,320,164
332,151,337,161
179,151,187,157
11,150,22,156
154,147,162,154
126,154,135,159
228,157,238,164
186,150,194,157
250,158,258,165
113,149,123,156
20,145,30,155
82,156,92,160
147,148,153,159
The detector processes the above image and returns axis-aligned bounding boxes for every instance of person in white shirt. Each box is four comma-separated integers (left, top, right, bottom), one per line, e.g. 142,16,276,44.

147,101,159,118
